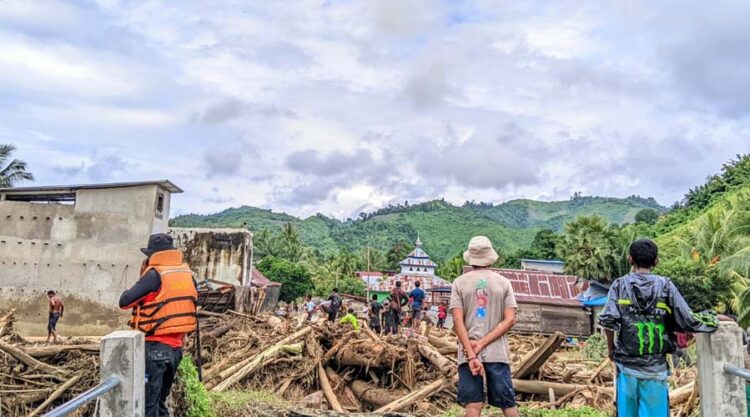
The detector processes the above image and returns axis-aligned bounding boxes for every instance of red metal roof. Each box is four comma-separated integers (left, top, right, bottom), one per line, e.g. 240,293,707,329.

491,268,582,307
251,267,281,287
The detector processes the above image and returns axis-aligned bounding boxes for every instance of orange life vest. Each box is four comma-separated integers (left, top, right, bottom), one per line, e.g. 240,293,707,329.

129,250,197,336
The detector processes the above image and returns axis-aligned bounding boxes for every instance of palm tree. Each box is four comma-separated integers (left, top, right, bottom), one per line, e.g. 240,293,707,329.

0,144,34,187
673,195,750,323
557,216,619,282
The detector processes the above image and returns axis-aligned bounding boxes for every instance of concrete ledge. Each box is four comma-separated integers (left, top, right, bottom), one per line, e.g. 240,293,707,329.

100,330,145,417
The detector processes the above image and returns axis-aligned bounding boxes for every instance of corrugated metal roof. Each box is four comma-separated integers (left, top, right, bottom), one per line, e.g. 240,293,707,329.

251,267,281,287
492,268,582,307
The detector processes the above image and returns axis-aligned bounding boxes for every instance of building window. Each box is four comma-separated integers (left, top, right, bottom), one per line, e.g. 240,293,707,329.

155,192,165,219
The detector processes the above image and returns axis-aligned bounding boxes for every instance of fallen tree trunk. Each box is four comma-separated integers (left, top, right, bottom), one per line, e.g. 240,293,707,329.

318,363,345,413
336,343,389,368
25,344,100,358
375,378,447,413
351,380,408,408
512,379,614,397
417,342,454,376
427,334,456,352
212,341,303,391
0,339,69,380
512,332,564,379
322,333,353,364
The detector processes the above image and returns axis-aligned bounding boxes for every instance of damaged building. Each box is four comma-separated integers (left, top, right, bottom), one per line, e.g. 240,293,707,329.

0,181,180,336
0,180,276,336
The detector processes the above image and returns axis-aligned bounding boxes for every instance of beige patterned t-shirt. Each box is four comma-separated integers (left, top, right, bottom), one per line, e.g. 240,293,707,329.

449,269,517,365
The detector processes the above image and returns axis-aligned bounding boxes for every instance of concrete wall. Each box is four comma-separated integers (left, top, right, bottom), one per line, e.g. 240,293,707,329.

0,184,173,336
169,227,252,285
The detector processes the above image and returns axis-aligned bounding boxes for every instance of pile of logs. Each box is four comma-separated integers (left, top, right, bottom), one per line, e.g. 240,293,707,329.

0,309,101,416
0,307,700,417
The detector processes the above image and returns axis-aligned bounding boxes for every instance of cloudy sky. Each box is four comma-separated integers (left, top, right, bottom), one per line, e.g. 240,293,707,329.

2,1,750,219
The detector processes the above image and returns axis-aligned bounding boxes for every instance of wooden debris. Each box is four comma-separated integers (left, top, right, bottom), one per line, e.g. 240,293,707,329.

588,358,611,383
211,341,304,391
375,378,447,413
318,363,345,413
512,379,613,397
0,339,69,380
350,380,408,408
24,344,100,359
512,331,564,379
27,375,81,417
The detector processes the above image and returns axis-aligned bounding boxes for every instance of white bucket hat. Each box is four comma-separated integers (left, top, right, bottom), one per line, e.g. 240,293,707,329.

463,236,499,267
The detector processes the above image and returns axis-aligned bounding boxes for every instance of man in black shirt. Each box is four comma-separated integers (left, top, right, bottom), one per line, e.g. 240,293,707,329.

368,294,382,334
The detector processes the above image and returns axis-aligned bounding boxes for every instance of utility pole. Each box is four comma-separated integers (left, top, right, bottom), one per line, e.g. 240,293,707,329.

366,247,371,302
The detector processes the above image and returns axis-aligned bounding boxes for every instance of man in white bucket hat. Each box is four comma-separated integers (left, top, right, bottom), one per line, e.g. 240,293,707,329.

450,236,519,417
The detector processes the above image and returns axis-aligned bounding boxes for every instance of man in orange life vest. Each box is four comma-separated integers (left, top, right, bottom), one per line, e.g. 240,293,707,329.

119,233,198,417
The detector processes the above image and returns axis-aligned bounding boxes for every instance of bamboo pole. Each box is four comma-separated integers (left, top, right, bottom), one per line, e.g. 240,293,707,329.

27,375,81,417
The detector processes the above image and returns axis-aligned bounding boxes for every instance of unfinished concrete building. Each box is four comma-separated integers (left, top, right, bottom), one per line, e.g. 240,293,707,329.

0,181,181,336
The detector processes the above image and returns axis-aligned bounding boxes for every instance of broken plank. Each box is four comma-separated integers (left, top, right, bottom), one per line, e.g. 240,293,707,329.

511,331,564,379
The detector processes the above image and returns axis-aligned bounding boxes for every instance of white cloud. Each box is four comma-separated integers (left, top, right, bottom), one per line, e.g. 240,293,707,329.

2,0,750,220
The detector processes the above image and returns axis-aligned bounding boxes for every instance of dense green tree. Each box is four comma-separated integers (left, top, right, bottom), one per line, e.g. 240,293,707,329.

529,229,560,259
386,241,412,270
498,248,536,269
254,229,283,260
256,256,313,302
655,258,733,312
333,249,361,283
361,246,387,272
438,255,466,281
634,208,660,225
557,216,619,282
279,223,303,262
0,144,34,187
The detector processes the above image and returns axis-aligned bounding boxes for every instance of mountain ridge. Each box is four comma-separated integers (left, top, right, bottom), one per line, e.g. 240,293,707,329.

171,195,665,262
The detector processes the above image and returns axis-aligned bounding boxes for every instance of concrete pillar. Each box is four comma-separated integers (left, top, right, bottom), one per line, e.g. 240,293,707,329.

697,321,747,417
99,330,145,417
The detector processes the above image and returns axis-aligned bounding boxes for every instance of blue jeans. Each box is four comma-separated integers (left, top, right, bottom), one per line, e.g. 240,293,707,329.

616,369,669,417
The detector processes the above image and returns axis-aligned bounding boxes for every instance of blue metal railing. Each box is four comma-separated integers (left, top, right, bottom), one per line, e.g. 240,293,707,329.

724,363,750,382
42,376,120,417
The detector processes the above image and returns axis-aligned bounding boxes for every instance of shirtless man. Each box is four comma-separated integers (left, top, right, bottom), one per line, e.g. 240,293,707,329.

46,290,64,342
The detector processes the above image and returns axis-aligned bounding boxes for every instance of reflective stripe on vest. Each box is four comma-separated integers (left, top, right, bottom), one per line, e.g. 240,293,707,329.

130,267,197,336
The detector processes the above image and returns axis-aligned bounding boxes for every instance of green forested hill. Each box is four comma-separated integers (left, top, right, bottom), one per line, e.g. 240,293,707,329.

170,196,664,262
468,195,663,230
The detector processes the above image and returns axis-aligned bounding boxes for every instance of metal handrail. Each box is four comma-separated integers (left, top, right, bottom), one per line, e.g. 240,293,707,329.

724,363,750,382
42,376,120,417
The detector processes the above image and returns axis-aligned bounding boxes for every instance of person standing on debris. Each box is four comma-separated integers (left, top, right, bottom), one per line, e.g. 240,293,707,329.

305,296,316,321
46,290,64,343
369,294,383,334
599,239,718,417
326,288,342,322
119,233,198,417
339,308,360,332
437,300,448,329
388,281,408,335
451,236,519,417
410,281,425,331
381,298,391,334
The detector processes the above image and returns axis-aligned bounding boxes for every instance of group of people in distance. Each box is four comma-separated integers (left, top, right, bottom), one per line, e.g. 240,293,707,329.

42,231,724,417
302,280,451,335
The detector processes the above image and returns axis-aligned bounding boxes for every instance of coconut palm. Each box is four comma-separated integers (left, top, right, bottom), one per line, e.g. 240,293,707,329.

673,194,750,324
558,215,619,282
0,144,34,187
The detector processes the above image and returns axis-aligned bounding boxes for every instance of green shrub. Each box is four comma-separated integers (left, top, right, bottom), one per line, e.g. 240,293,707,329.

521,406,609,417
579,333,608,363
177,356,215,417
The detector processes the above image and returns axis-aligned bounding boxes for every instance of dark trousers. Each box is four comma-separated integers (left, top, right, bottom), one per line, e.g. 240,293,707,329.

327,309,338,322
145,341,182,417
389,310,401,335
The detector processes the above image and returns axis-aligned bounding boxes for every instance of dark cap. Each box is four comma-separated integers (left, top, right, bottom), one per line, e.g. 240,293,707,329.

141,233,175,256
